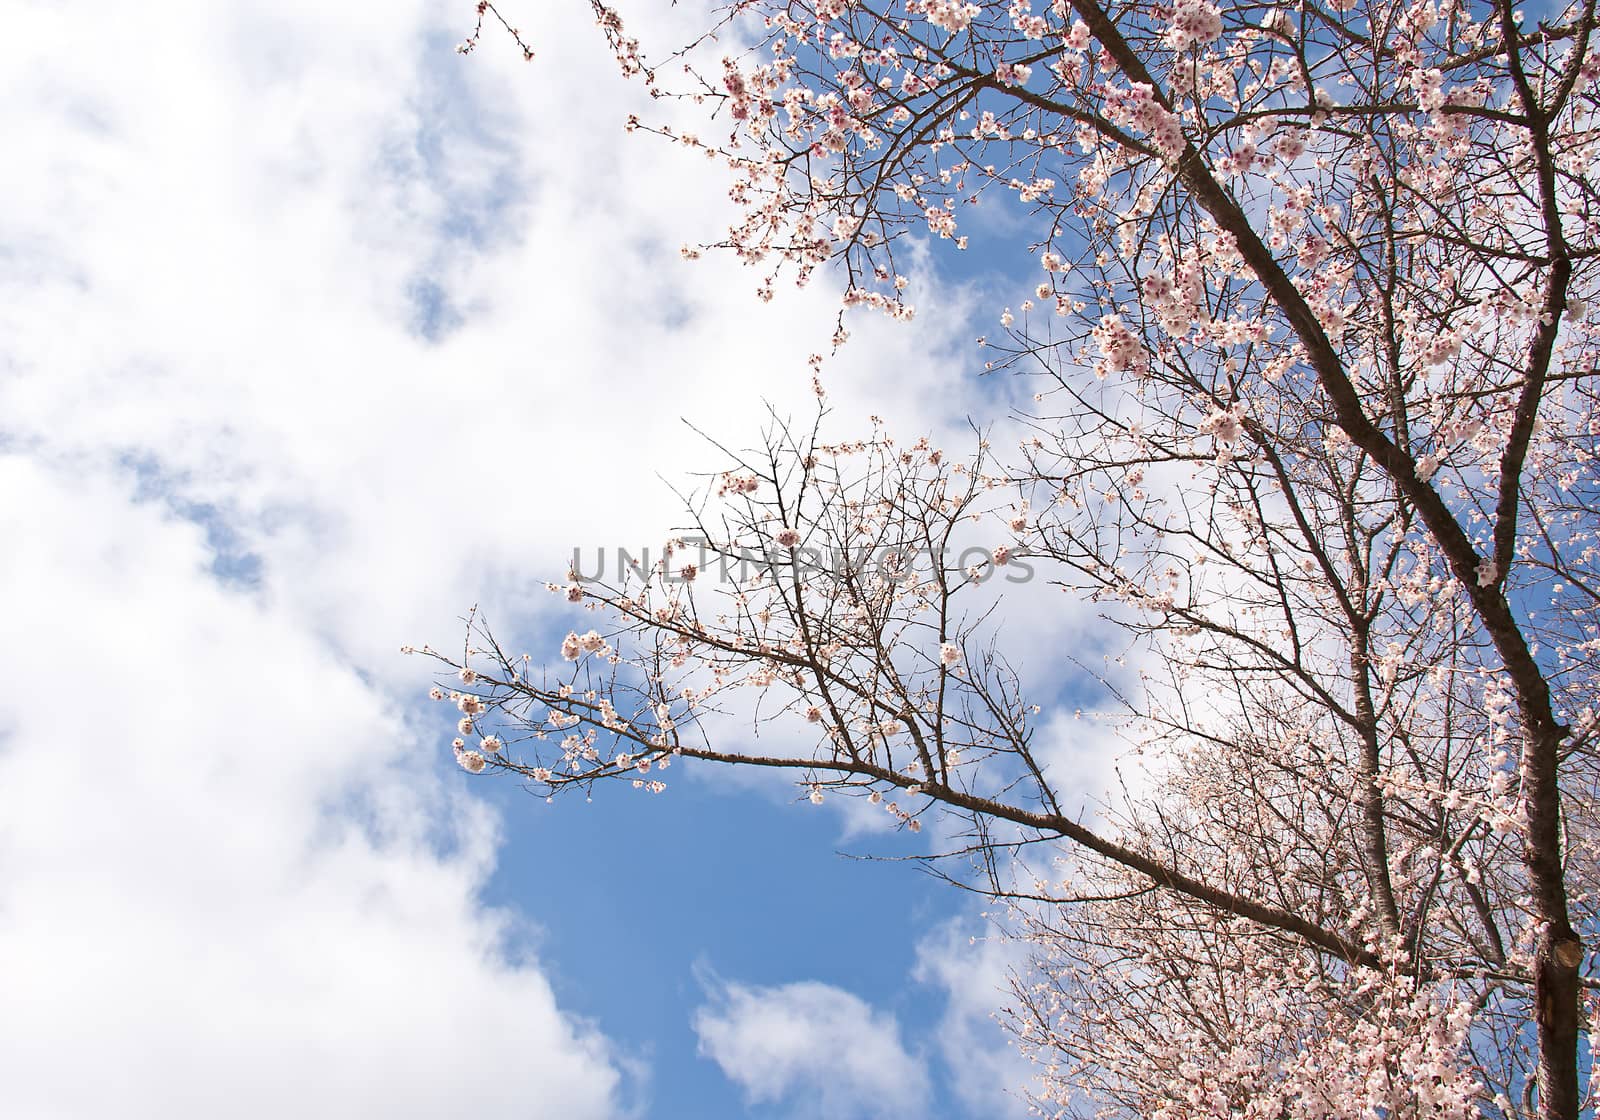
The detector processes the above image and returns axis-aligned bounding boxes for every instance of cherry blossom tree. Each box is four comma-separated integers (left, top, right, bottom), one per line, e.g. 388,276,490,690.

422,0,1600,1115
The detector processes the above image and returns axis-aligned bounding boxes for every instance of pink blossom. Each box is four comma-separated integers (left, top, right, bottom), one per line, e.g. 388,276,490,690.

1200,403,1245,444
1162,0,1223,49
1091,314,1148,378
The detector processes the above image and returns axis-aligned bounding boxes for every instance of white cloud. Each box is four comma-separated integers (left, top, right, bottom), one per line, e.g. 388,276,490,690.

0,0,999,670
0,458,624,1117
0,0,1036,1114
693,978,928,1119
913,918,1038,1118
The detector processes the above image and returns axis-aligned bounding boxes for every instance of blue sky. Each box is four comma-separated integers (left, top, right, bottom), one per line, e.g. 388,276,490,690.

0,2,1119,1117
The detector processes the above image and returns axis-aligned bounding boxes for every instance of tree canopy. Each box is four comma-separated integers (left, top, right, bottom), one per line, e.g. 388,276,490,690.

423,1,1600,1115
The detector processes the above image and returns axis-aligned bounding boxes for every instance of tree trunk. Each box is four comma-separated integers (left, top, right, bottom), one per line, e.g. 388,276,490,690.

1535,925,1584,1120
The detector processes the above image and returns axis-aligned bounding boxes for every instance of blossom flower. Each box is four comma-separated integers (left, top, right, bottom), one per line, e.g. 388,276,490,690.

560,632,582,661
1298,233,1329,269
1163,0,1223,49
772,526,801,549
923,0,980,33
939,642,962,666
1200,404,1245,444
1275,128,1308,161
995,61,1032,86
1424,331,1464,365
480,736,503,754
1091,313,1148,377
455,748,487,775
